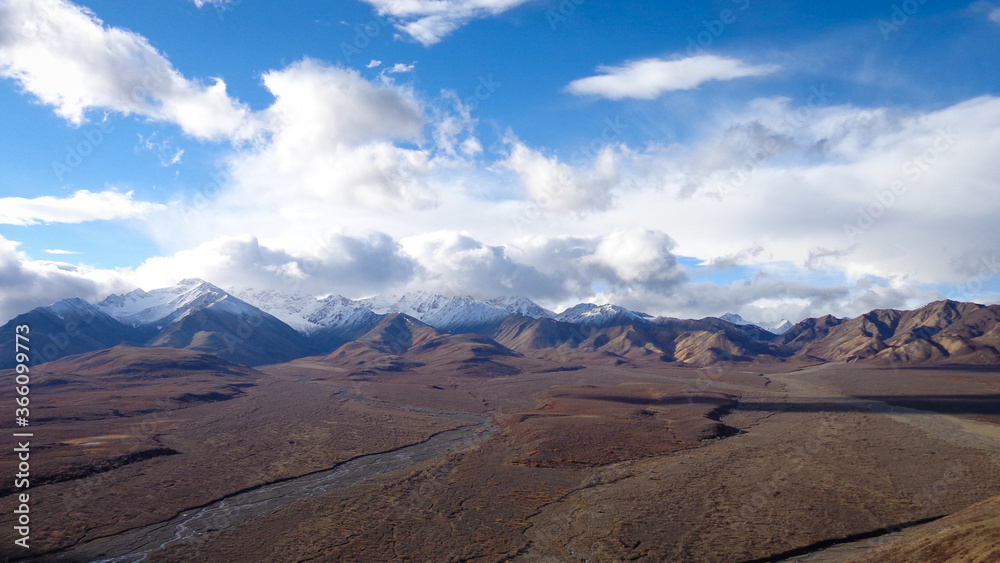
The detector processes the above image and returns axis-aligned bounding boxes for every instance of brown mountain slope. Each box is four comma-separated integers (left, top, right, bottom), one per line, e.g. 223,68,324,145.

495,315,782,366
846,494,1000,563
23,344,260,420
148,302,315,366
494,315,590,352
779,314,846,351
783,300,1000,364
315,313,521,377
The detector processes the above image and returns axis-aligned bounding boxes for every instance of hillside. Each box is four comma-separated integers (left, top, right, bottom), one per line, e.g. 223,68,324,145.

782,300,1000,364
315,313,522,377
847,494,1000,562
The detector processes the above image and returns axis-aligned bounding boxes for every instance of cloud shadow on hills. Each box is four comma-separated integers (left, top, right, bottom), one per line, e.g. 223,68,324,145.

572,393,1000,417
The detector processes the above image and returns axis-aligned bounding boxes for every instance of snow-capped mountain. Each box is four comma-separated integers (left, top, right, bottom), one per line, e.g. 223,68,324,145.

554,303,652,326
234,289,555,335
9,279,998,370
231,289,378,335
359,292,554,332
719,313,793,335
48,297,104,320
97,278,259,328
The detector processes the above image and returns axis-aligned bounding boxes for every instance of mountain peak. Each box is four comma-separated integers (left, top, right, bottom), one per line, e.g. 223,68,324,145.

555,303,652,326
97,279,239,327
720,313,749,325
718,313,793,335
358,313,440,355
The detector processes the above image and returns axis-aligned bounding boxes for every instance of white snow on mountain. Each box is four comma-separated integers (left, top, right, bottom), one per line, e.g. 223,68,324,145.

232,288,381,335
484,296,556,319
554,303,652,326
719,313,751,326
719,313,793,335
96,279,793,338
359,291,554,330
98,278,256,327
767,320,794,335
233,289,555,334
47,297,103,320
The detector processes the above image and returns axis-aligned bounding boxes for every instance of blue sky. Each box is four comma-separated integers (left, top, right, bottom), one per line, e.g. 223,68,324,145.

1,0,999,324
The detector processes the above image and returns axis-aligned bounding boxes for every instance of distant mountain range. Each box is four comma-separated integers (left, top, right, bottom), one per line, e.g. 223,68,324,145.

2,279,999,369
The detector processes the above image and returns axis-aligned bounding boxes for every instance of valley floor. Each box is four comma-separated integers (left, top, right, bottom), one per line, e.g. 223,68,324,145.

4,361,1000,562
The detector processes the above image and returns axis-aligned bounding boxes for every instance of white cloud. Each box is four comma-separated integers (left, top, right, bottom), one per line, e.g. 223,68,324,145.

0,190,164,226
585,229,683,289
613,274,944,324
44,249,82,255
566,55,780,100
137,133,184,166
574,96,1000,288
400,231,558,298
0,223,985,327
0,0,249,140
0,235,129,324
216,58,438,211
384,62,415,74
132,234,417,297
991,7,1000,22
359,0,532,45
501,138,622,212
134,229,688,310
192,0,237,7
367,59,383,68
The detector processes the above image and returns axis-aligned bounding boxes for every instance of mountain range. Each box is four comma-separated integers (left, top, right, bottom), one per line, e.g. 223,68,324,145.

3,278,999,369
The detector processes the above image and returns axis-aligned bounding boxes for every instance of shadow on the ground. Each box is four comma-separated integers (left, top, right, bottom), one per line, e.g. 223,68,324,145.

574,393,1000,417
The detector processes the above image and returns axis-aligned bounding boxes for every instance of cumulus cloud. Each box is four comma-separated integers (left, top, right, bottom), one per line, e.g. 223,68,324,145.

624,274,944,326
0,190,164,226
0,0,248,139
132,234,417,297
566,55,779,100
222,58,435,210
509,230,688,306
502,95,998,292
585,229,684,289
399,231,559,298
132,229,688,311
501,139,622,212
0,224,980,328
0,235,129,324
359,0,532,45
